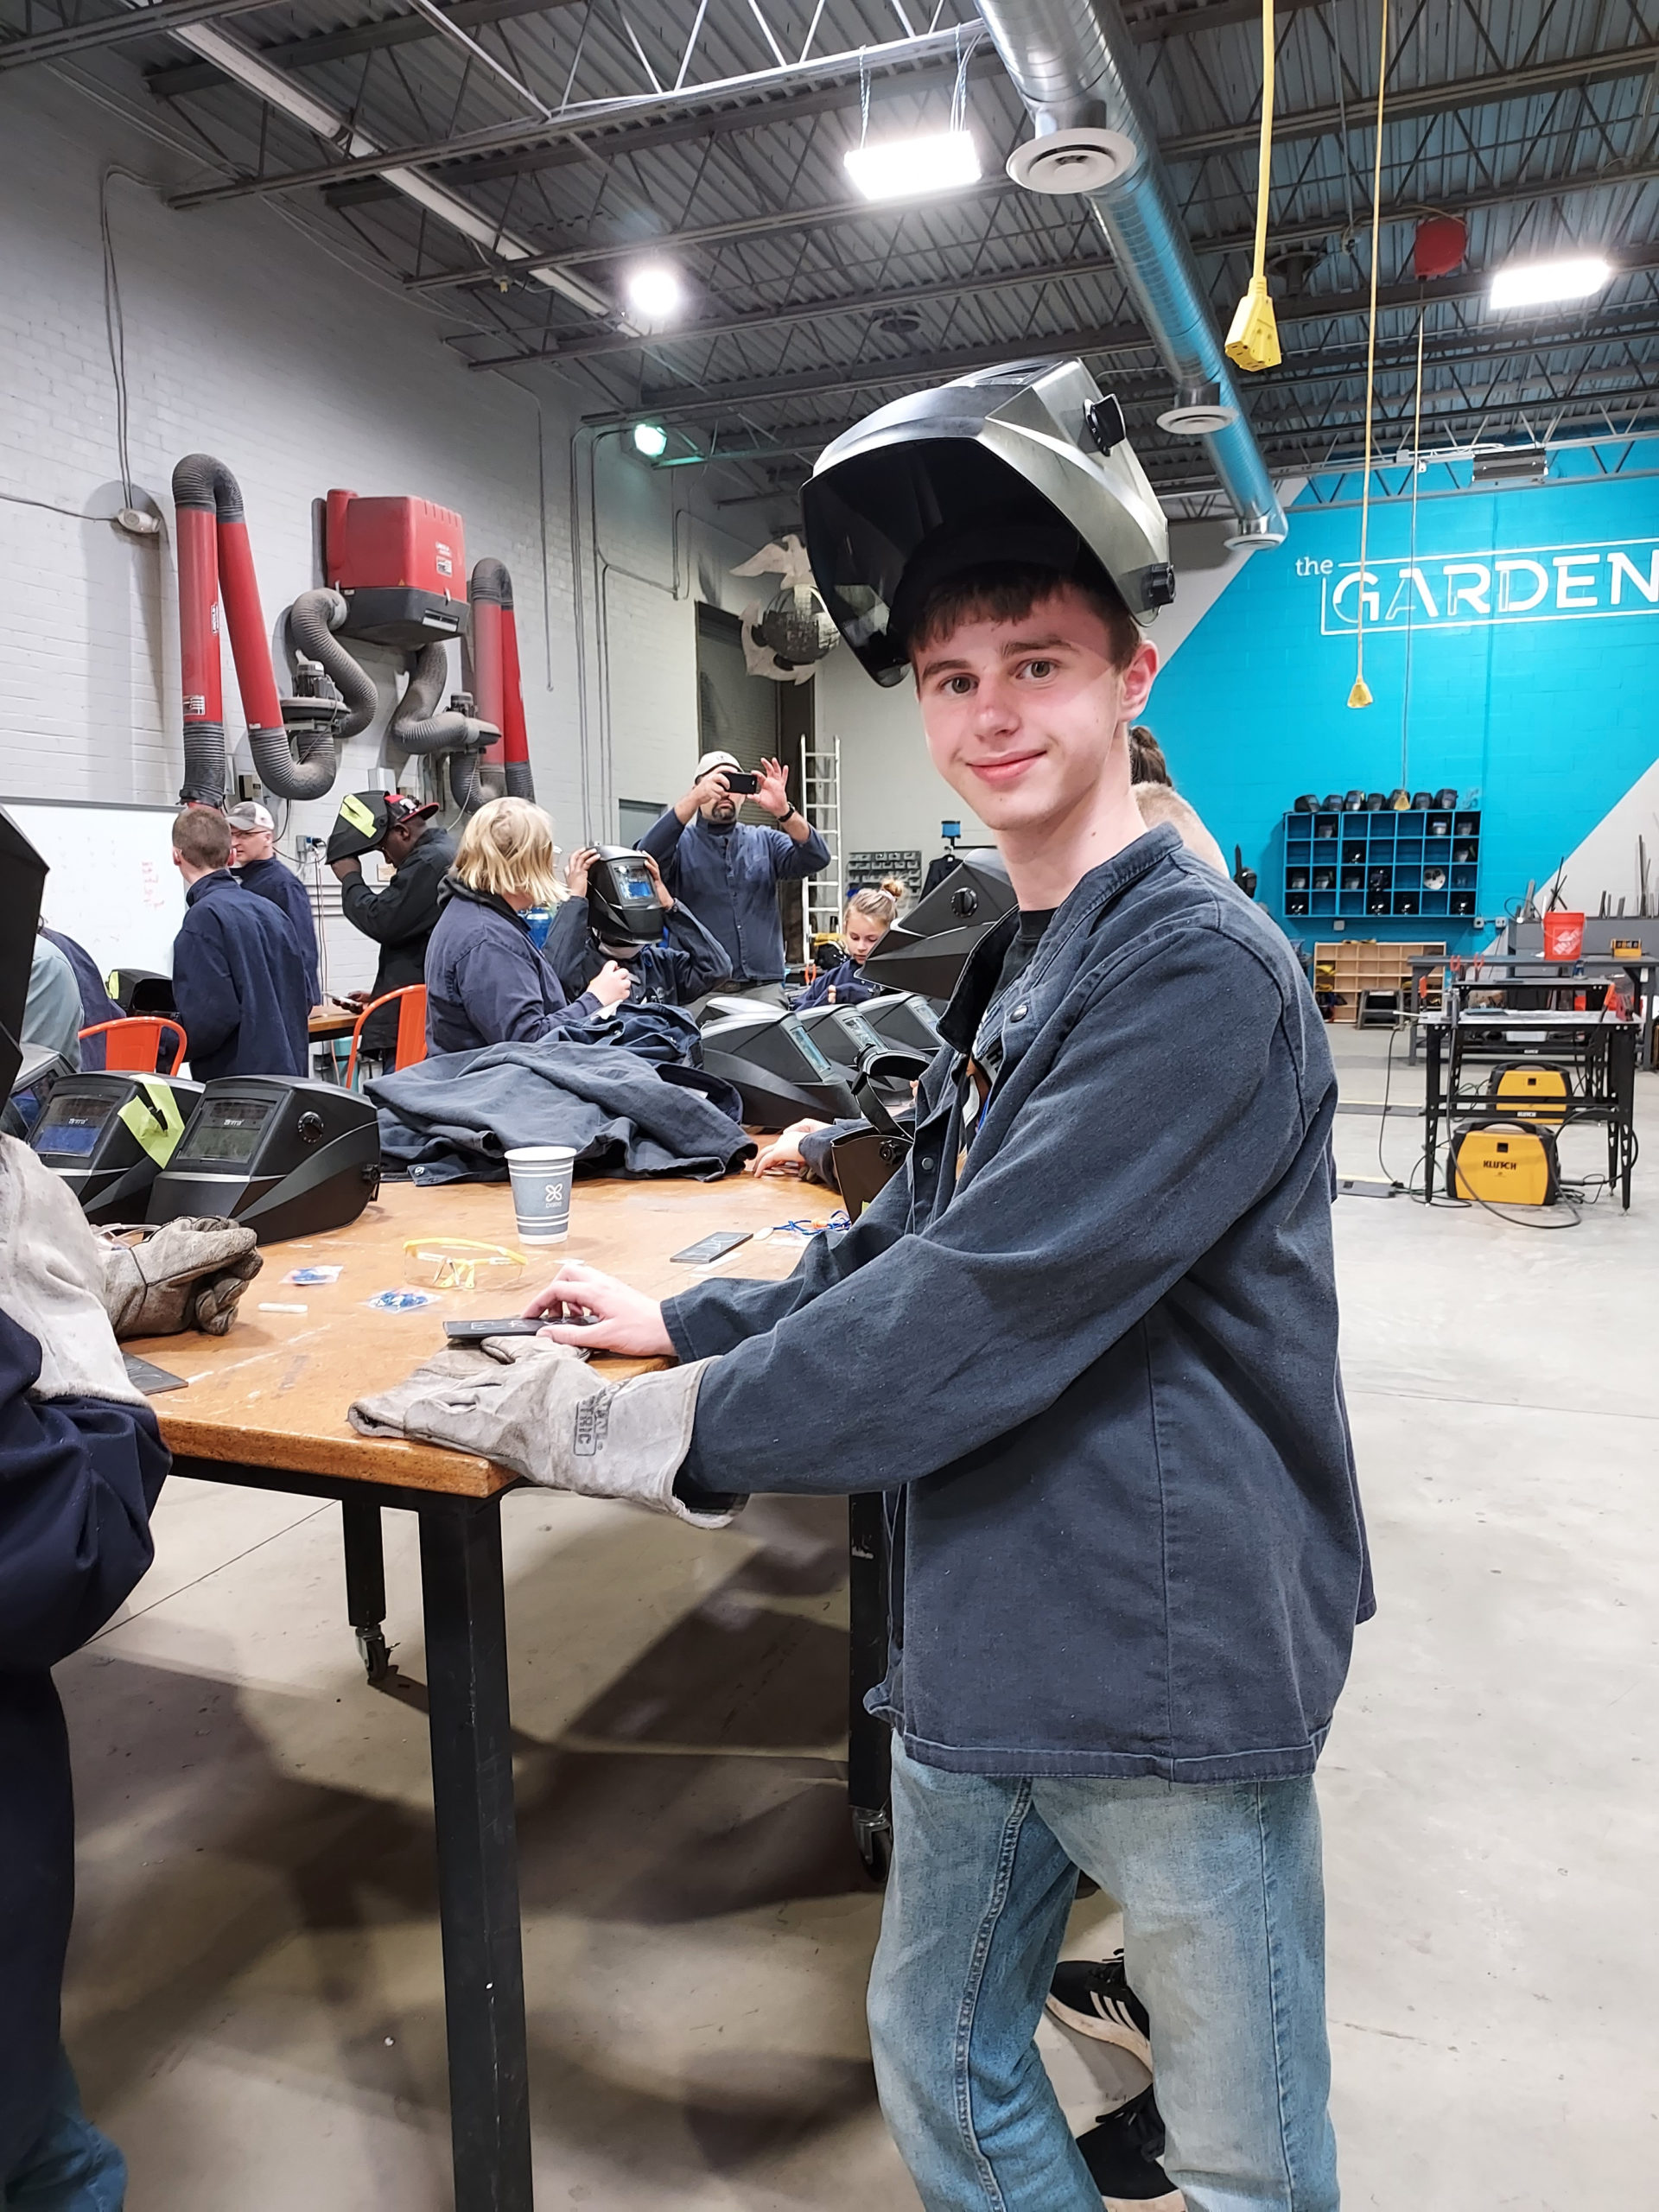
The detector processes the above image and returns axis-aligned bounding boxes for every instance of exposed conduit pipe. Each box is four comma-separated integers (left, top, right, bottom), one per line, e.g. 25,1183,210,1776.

465,559,536,801
974,0,1287,548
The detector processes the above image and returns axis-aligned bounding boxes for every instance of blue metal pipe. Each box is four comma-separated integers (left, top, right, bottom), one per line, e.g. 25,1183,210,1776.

975,0,1287,545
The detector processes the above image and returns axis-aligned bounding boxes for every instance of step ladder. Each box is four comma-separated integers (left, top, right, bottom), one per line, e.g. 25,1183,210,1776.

800,733,842,955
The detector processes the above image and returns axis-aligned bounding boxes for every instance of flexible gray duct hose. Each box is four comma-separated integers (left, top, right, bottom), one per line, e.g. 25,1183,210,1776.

248,721,337,802
448,753,506,815
391,641,496,755
287,589,377,741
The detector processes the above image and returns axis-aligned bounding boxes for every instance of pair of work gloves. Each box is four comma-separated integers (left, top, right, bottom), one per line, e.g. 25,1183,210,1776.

350,1338,734,1529
0,1137,262,1406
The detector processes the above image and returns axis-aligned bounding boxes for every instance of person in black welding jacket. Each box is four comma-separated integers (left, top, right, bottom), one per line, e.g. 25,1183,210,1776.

327,790,455,1056
493,363,1370,2212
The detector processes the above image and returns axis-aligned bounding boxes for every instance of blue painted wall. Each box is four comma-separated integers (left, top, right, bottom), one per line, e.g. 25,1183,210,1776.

1150,448,1659,949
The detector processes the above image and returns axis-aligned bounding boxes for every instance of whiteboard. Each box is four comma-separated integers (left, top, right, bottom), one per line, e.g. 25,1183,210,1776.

4,798,185,981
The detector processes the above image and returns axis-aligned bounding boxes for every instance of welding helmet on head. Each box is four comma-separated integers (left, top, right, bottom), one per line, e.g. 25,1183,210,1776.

801,358,1174,687
325,789,439,864
0,807,49,1103
586,848,663,946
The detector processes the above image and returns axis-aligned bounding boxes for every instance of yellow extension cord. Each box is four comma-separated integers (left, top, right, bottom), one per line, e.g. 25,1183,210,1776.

1224,0,1281,372
1349,0,1391,709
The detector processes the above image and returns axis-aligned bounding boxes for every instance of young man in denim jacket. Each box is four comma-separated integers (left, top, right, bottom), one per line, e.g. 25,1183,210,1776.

370,364,1370,2212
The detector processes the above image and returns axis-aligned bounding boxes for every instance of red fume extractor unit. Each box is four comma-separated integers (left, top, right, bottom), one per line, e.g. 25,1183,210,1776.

327,489,534,799
170,455,536,807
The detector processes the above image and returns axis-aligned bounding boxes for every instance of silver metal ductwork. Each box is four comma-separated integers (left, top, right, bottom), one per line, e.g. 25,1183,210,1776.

976,0,1287,549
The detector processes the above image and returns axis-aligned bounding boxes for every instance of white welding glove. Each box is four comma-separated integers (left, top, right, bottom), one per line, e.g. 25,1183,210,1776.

349,1339,729,1528
99,1217,263,1339
0,1135,143,1404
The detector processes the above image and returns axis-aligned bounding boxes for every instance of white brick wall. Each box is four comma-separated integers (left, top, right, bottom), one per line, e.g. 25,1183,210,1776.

0,69,612,993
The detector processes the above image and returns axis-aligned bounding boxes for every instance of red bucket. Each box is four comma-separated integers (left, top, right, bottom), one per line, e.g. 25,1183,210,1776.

1541,911,1585,961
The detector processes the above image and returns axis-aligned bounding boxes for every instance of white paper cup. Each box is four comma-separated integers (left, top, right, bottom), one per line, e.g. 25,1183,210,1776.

504,1146,576,1243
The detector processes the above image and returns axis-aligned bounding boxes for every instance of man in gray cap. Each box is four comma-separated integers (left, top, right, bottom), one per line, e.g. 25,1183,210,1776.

327,791,454,1053
639,750,829,996
227,800,320,1009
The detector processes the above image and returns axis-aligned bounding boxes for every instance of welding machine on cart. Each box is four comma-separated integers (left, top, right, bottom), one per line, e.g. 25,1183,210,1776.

1446,1121,1562,1206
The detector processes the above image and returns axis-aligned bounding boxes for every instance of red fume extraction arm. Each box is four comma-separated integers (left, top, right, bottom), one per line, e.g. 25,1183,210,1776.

173,455,285,806
173,456,359,804
465,560,535,801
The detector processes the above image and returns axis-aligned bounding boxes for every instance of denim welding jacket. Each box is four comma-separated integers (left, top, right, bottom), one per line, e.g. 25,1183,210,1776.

639,811,830,984
666,826,1372,1783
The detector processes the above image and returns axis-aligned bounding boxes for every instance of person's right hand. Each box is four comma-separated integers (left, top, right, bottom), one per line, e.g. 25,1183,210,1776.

685,767,734,813
589,960,633,1008
523,1259,673,1356
565,847,600,899
746,1118,829,1178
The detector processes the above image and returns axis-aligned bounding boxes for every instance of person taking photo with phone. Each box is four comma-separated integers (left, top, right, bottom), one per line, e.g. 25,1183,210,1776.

639,750,830,1001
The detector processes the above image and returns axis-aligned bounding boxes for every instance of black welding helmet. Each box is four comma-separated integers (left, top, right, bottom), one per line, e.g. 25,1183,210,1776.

802,359,1174,686
587,848,662,946
0,807,48,1103
325,789,439,864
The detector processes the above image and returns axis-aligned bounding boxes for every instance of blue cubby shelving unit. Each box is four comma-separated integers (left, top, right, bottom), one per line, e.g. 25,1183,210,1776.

1282,805,1481,923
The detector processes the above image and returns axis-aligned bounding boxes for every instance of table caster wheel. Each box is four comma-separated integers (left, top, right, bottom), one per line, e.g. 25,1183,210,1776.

854,1807,892,1884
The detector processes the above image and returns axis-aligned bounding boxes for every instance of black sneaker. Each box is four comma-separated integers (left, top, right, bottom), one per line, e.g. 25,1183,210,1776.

1075,2086,1174,2202
1046,1952,1153,2070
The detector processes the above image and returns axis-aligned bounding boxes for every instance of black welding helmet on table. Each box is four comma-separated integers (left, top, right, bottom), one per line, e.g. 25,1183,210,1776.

697,1004,858,1130
862,849,1016,1000
31,1074,204,1221
586,848,663,947
802,358,1173,688
148,1077,380,1243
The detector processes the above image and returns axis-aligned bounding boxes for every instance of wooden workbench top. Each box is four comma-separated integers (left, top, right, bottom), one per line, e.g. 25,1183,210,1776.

124,1173,811,1497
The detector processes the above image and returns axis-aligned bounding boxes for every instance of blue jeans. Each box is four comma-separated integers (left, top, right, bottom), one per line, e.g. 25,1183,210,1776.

868,1740,1338,2212
4,2052,125,2211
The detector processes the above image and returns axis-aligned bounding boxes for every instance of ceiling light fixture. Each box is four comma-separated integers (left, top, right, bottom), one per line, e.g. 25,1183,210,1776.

625,264,684,323
632,422,669,461
844,129,981,201
1490,255,1611,310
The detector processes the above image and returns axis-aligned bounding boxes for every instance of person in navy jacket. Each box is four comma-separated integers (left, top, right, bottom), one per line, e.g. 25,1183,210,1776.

551,847,733,1008
0,1128,168,2208
639,752,830,993
228,800,321,1008
168,807,308,1082
423,798,632,1057
793,878,906,1009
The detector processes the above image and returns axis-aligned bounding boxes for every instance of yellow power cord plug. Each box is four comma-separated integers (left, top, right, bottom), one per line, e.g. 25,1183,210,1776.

1224,0,1281,372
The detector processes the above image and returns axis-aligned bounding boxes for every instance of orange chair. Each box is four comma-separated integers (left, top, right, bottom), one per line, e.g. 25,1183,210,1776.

79,1017,188,1076
344,985,429,1088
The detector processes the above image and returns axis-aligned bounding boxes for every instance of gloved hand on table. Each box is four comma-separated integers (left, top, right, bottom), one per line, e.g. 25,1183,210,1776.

99,1217,263,1339
348,1337,731,1529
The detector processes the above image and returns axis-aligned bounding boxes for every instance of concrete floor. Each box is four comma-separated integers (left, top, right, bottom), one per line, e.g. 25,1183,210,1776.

58,1024,1659,2209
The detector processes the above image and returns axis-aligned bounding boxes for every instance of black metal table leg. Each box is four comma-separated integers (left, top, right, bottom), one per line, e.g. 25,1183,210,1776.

1423,1020,1443,1198
341,1498,391,1684
848,1491,893,1880
420,1499,532,2212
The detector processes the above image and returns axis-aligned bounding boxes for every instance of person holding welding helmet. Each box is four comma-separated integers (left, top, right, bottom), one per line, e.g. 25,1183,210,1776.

639,751,830,997
327,790,455,1054
354,362,1368,2212
553,846,733,1007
